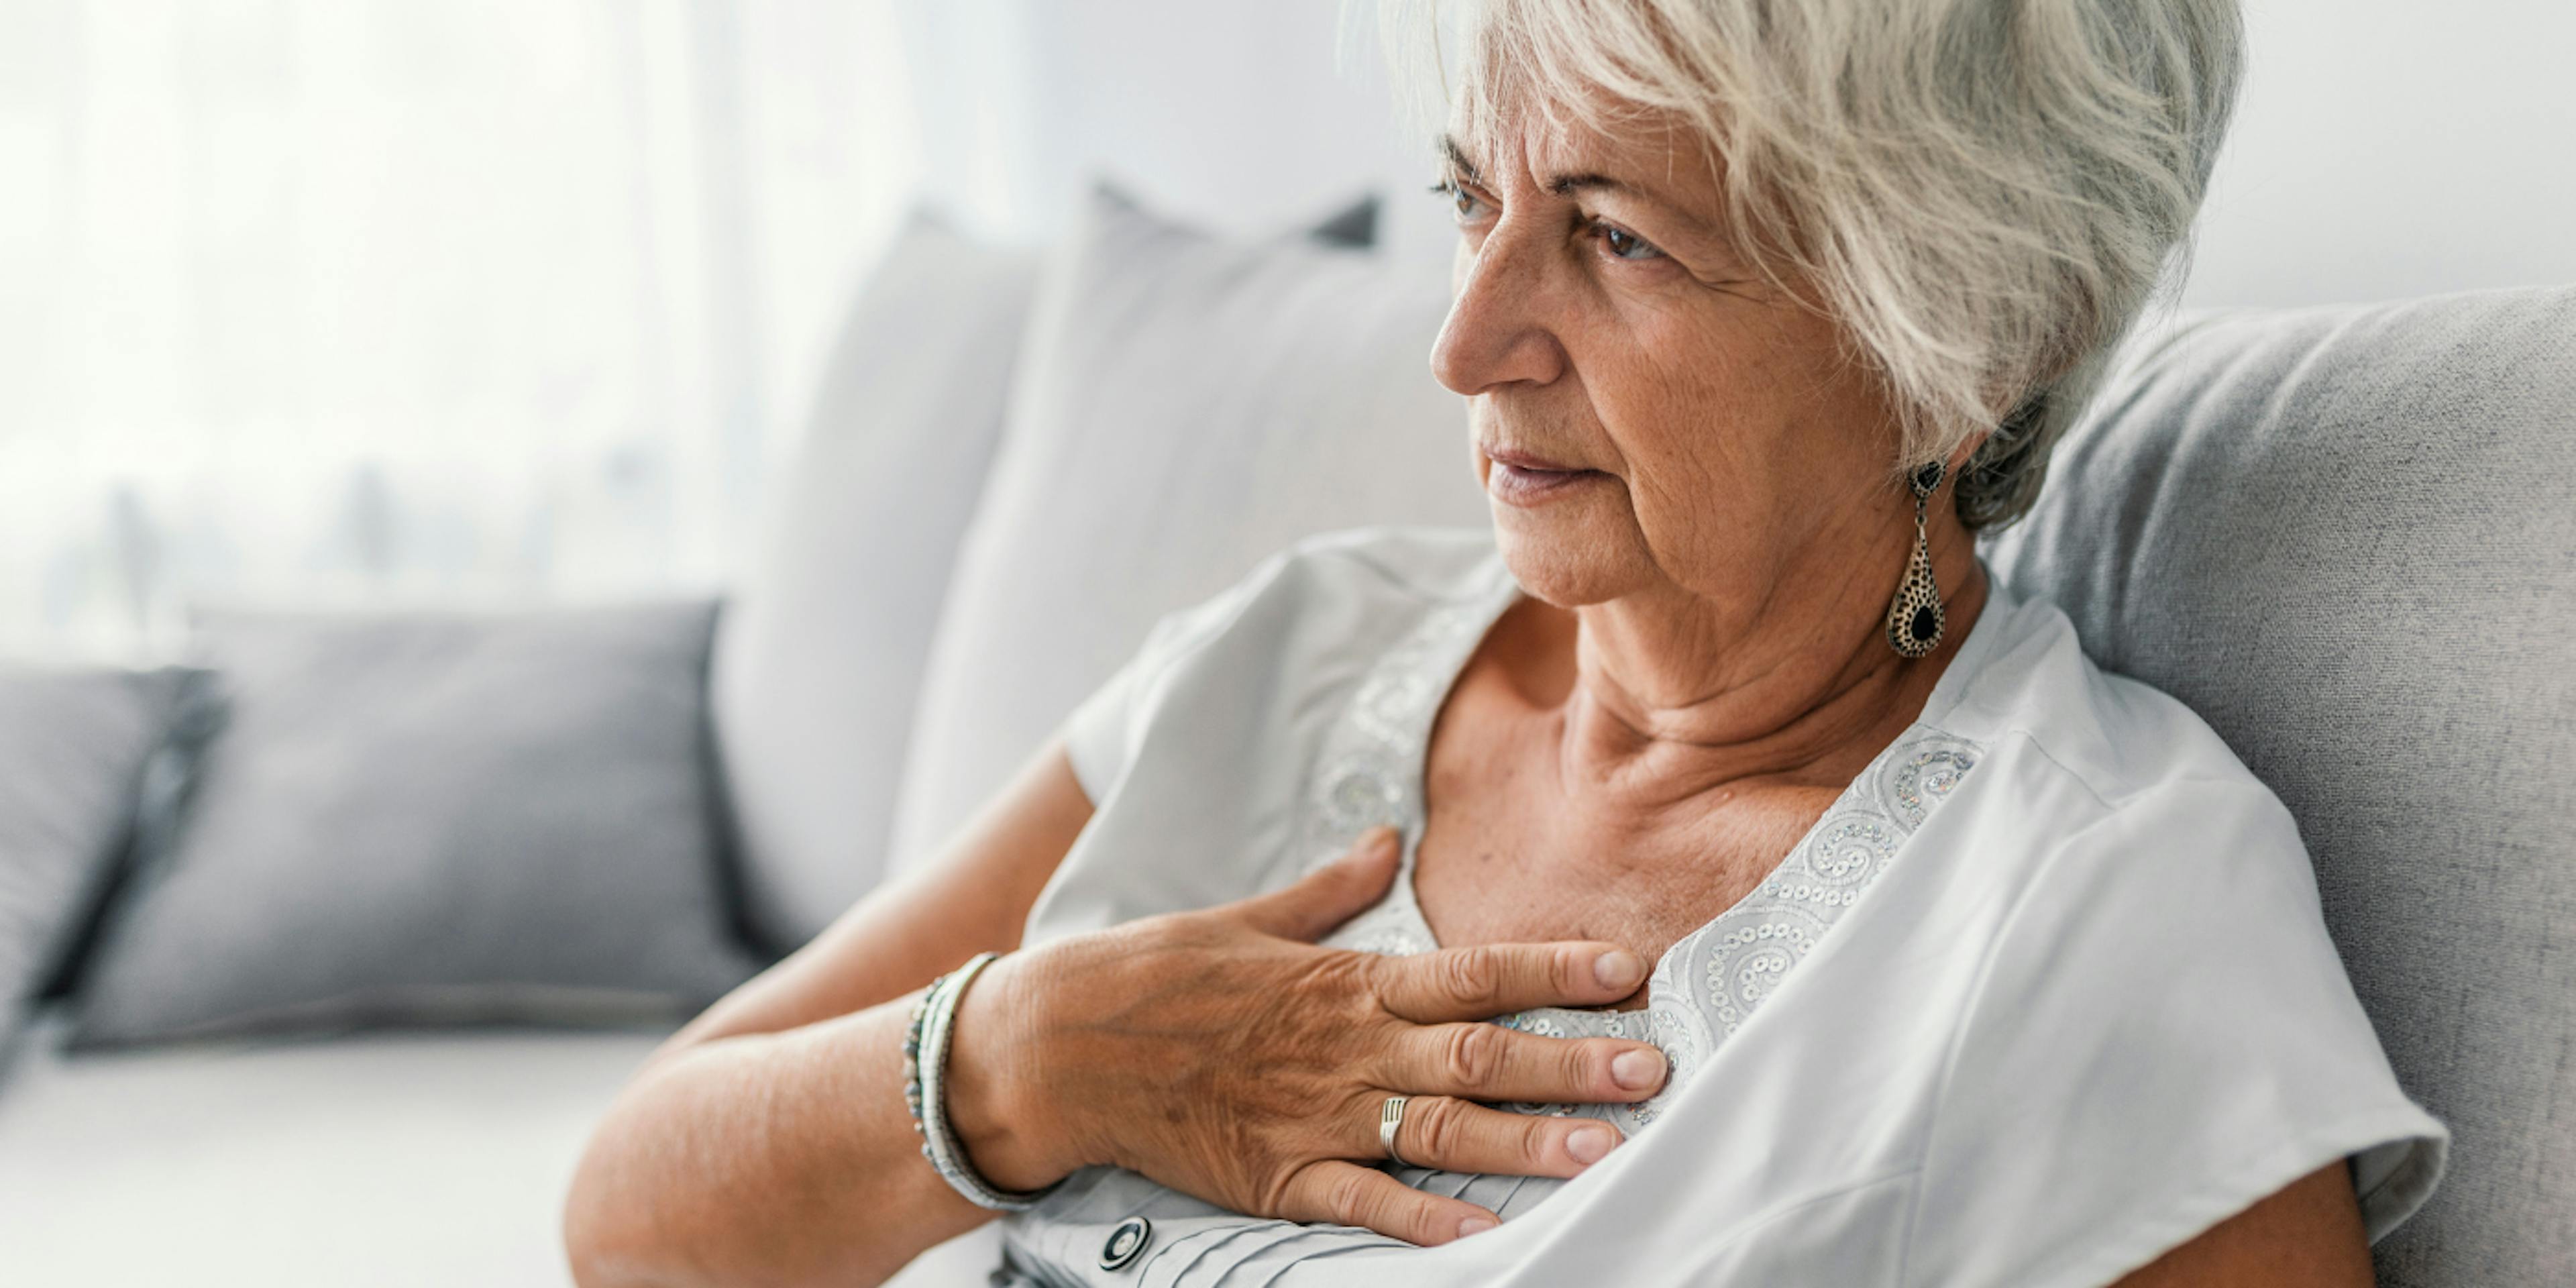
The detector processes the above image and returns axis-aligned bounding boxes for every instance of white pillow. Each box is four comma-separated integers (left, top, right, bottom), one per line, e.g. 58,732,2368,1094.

885,183,1487,873
712,210,1040,951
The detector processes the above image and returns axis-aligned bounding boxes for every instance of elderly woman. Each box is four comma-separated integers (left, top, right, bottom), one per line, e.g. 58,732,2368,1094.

567,0,2447,1284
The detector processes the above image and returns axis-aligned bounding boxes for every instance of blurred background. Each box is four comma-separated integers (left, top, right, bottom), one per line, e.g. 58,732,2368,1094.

5,0,2573,663
2,3,2572,1287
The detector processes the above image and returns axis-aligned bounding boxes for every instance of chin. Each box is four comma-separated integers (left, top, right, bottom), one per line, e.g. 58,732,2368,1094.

1487,504,1651,607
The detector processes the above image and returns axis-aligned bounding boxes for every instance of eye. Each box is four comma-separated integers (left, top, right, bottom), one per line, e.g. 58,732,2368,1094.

1428,178,1491,225
1593,220,1666,262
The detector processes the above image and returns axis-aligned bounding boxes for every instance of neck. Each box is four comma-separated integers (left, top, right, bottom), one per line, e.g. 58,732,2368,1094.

1546,528,1989,816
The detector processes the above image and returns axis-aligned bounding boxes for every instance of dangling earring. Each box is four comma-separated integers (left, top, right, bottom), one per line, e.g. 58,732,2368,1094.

1884,461,1945,658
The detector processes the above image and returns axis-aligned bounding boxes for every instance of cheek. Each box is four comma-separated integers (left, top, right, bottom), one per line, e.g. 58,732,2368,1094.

1585,318,1794,555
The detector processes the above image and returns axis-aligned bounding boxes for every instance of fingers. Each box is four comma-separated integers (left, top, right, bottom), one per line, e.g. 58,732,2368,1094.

1372,941,1648,1021
1229,827,1402,942
1274,1159,1501,1246
1373,1093,1623,1180
1379,1020,1668,1105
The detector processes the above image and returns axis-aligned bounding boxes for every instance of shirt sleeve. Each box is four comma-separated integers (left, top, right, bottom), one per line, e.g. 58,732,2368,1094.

1904,776,2449,1288
1055,550,1293,806
1057,620,1167,805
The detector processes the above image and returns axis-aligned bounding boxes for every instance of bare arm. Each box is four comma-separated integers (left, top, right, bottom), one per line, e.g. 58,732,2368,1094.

2109,1160,2377,1287
562,739,1095,1288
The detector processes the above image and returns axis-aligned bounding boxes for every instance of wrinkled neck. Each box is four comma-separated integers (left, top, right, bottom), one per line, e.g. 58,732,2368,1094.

1541,536,1988,817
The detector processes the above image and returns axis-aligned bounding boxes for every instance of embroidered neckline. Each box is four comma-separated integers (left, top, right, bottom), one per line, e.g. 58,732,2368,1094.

1295,551,1987,1134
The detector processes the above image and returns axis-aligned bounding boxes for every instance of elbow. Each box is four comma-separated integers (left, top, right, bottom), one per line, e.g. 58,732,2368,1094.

561,1197,624,1288
561,1083,696,1288
561,1140,647,1288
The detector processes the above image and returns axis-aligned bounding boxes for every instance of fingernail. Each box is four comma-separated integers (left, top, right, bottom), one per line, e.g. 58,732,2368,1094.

1593,949,1642,989
1566,1126,1615,1164
1611,1047,1665,1091
1362,826,1399,858
1456,1215,1499,1238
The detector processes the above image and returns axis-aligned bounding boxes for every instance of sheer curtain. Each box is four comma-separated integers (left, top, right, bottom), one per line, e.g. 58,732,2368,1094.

0,0,916,662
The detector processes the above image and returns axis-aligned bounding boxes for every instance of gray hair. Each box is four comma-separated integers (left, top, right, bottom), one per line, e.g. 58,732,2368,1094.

1368,0,2244,529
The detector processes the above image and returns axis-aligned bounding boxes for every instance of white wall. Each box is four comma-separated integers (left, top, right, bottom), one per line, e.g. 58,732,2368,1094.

901,0,2576,307
2184,0,2576,307
896,1,1446,252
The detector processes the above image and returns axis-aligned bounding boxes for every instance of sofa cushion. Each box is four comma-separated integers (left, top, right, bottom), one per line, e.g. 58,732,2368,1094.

712,209,1043,953
67,601,759,1047
0,1006,667,1286
1983,285,2576,1285
883,184,1488,872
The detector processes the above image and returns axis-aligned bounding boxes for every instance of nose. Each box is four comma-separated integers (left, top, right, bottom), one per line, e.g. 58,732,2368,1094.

1429,223,1567,396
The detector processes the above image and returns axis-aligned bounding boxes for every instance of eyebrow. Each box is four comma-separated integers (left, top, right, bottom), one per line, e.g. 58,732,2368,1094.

1437,134,1483,185
1439,132,1660,204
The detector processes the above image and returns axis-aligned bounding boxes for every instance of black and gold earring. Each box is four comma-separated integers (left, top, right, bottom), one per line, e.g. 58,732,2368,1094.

1884,461,1945,659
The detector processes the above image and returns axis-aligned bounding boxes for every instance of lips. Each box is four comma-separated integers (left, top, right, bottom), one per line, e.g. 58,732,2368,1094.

1483,444,1606,508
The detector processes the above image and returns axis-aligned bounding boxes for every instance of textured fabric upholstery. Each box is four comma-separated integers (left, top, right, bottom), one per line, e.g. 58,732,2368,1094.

1984,286,2576,1284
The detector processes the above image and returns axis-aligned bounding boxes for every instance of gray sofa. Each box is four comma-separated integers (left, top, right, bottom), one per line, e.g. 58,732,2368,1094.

1,182,2566,1284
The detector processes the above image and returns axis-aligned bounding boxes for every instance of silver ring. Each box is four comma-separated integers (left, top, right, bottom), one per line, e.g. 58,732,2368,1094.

1379,1095,1411,1169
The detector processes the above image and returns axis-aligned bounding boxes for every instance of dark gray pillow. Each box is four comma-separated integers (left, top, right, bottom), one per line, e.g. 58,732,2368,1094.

1985,285,2576,1285
1,667,184,1051
68,602,761,1047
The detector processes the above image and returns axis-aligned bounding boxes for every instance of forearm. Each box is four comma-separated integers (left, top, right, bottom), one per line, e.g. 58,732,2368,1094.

564,991,994,1288
564,744,1095,1285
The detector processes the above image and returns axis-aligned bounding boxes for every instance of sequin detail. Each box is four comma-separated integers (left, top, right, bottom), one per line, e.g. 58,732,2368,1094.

1297,560,1985,1137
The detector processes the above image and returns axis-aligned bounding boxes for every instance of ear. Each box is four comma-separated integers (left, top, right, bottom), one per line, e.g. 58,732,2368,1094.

1945,430,1992,479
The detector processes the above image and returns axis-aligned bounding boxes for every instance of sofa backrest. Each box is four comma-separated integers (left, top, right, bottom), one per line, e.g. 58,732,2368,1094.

1984,286,2576,1285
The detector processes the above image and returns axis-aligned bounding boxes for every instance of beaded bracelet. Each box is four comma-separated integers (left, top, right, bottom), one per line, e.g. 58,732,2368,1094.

903,951,1061,1212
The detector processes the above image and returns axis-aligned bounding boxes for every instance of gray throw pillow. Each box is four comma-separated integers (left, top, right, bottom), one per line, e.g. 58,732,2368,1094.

0,667,184,1051
67,602,761,1047
1984,284,2576,1285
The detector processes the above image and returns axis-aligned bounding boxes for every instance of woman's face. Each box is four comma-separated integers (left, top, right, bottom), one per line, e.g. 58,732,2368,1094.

1432,108,1913,621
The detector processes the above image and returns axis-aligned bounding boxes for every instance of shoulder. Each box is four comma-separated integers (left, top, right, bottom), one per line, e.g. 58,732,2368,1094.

1900,576,2447,1283
1922,583,2337,1018
1937,578,2284,823
1927,582,2341,1040
1896,579,2322,946
1932,584,2344,947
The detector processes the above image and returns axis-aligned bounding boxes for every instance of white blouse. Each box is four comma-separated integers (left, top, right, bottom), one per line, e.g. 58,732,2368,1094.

992,526,2445,1288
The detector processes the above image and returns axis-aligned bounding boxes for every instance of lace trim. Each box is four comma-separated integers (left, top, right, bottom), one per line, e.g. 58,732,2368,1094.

1295,557,1984,1135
